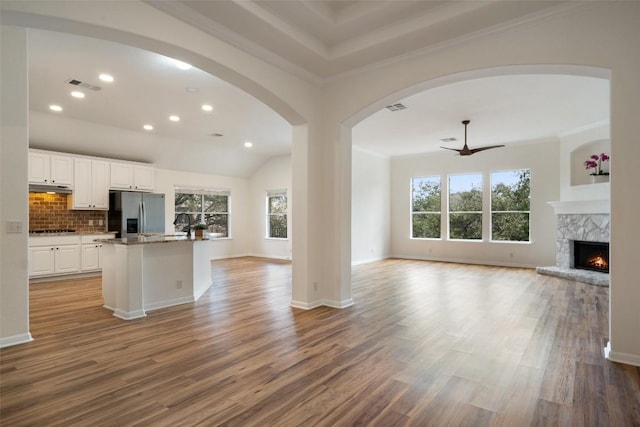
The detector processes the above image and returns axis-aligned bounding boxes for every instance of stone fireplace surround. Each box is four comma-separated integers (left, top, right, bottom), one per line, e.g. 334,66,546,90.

536,200,610,286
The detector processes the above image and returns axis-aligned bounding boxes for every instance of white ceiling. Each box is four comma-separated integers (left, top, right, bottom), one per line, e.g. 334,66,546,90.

27,28,291,177
353,74,610,157
148,0,577,82
22,1,608,177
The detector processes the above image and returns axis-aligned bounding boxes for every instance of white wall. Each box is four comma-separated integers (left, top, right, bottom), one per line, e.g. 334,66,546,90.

155,168,251,260
390,140,560,268
0,26,32,347
351,147,391,264
249,156,292,259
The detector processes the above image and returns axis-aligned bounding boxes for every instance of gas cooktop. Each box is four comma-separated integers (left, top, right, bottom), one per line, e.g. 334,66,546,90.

31,229,76,234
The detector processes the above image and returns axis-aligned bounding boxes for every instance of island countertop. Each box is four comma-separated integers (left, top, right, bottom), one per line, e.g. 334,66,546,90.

99,235,210,245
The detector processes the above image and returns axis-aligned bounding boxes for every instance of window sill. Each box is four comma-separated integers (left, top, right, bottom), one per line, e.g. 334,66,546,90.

265,237,288,241
489,240,532,245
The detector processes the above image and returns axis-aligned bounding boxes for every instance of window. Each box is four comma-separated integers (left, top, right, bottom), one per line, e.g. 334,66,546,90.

411,176,441,238
267,190,287,239
174,188,230,238
449,173,483,240
491,169,530,242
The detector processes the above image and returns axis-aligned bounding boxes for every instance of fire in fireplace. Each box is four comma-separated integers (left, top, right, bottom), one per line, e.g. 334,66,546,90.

573,240,609,273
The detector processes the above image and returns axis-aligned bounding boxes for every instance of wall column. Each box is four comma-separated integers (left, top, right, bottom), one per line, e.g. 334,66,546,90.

0,25,31,347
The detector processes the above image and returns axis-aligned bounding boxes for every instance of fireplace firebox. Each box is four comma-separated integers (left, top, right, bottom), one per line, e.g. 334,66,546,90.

573,240,609,273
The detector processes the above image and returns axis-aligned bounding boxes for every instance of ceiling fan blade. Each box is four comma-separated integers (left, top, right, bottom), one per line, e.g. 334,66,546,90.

440,146,462,152
468,144,505,154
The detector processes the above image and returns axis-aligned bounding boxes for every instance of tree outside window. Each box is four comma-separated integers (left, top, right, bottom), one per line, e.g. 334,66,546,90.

411,176,441,239
449,173,483,240
267,191,287,239
491,169,530,242
175,190,229,238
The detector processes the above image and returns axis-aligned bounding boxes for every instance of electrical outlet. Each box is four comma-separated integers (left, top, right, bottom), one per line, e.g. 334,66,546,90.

177,280,183,289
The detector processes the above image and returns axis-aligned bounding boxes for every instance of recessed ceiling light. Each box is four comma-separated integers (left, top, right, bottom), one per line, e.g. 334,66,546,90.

70,91,85,99
185,87,199,93
201,104,213,112
174,60,192,70
244,141,253,148
49,104,63,112
143,124,154,131
98,73,114,83
169,115,180,122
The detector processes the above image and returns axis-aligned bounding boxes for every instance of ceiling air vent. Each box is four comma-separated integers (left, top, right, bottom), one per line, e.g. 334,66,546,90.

385,103,407,112
441,137,457,142
66,79,101,91
209,133,224,137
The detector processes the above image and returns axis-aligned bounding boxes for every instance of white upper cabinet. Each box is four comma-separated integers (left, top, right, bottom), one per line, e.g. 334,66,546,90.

29,151,73,186
110,162,155,191
110,162,134,190
134,165,155,191
70,158,109,210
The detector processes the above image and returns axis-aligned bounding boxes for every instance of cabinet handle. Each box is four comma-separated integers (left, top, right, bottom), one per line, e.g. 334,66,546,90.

50,248,54,251
95,245,98,247
52,180,55,183
56,247,59,250
44,179,48,182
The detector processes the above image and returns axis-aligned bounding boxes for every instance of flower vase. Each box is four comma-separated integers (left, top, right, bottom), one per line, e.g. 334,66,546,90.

591,174,609,184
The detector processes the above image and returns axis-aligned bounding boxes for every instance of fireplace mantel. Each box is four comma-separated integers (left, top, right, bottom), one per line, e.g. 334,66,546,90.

548,199,609,215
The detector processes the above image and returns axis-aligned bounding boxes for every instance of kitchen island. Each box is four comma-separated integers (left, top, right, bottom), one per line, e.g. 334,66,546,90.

100,235,212,320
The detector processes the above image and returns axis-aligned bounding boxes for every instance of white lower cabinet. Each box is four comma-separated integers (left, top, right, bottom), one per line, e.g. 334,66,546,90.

81,244,100,271
29,234,115,278
29,246,55,276
29,244,80,276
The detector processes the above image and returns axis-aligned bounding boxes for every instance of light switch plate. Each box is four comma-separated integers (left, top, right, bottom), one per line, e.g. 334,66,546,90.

7,220,23,233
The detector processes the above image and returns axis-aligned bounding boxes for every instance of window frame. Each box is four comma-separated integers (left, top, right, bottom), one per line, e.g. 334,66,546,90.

174,188,231,239
490,169,531,243
447,172,483,241
266,190,288,240
410,175,442,240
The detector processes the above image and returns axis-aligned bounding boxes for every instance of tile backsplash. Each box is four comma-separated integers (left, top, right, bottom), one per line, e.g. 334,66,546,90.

29,193,107,232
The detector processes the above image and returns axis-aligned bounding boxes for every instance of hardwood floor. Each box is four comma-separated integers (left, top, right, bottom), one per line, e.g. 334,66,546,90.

1,258,639,426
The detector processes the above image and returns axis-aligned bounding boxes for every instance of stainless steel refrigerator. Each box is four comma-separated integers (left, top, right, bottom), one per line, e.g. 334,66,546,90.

108,191,165,238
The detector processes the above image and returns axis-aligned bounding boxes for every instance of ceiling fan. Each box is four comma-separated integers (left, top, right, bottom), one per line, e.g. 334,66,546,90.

441,120,505,156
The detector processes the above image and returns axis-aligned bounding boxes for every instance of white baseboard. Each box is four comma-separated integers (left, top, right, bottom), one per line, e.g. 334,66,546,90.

0,332,34,348
30,271,101,283
605,341,640,367
113,309,146,320
145,296,194,312
352,256,387,266
210,253,251,260
290,298,354,310
248,252,292,261
290,300,324,310
392,254,537,269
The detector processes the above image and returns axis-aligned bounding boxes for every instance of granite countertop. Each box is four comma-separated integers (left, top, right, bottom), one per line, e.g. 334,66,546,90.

99,235,209,245
29,231,117,237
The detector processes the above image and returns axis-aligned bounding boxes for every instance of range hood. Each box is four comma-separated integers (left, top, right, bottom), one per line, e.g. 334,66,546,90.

29,184,72,194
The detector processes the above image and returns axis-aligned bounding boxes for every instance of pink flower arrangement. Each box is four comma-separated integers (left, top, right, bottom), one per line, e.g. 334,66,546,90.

584,153,610,175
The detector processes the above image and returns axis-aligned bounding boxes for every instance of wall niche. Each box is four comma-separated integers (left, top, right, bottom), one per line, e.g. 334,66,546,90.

570,139,611,186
